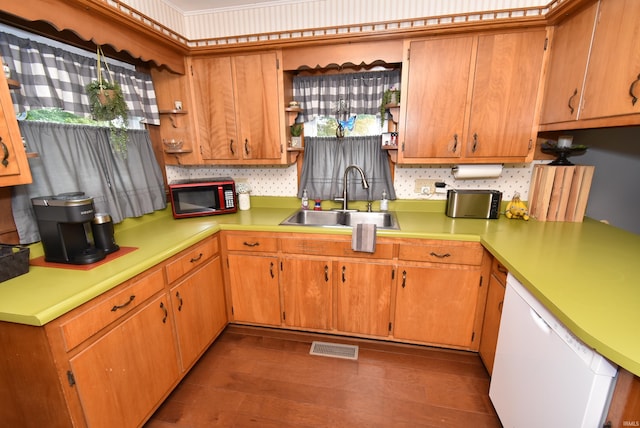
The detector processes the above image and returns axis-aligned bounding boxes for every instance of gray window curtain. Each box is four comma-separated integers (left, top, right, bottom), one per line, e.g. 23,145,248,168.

0,31,159,125
299,136,396,202
12,122,166,244
293,70,400,123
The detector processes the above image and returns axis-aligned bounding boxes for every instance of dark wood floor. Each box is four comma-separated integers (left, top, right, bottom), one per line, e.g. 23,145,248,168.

145,325,501,428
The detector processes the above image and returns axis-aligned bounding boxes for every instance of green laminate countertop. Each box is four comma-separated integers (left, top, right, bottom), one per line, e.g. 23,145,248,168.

1,197,639,377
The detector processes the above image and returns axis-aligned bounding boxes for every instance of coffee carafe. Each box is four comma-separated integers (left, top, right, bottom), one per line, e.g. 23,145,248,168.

32,193,106,265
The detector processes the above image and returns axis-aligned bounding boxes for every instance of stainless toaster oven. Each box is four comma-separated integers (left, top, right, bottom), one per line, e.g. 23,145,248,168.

445,189,502,219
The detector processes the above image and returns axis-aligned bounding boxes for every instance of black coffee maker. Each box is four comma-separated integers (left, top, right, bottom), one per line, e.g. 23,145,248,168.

32,193,107,265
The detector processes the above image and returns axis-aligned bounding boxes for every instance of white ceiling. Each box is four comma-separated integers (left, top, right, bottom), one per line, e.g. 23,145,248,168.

164,0,293,13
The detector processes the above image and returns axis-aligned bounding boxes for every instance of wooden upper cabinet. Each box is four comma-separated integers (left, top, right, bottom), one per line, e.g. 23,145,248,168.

539,1,599,125
0,60,32,186
399,29,546,164
580,0,640,120
401,36,473,160
193,52,284,164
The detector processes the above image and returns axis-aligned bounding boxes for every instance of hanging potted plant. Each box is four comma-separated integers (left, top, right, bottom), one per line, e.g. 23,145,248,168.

379,87,400,126
86,46,129,156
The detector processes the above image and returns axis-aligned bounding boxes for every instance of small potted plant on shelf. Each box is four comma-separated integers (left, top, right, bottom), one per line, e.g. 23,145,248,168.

86,47,129,156
379,87,400,126
290,123,303,148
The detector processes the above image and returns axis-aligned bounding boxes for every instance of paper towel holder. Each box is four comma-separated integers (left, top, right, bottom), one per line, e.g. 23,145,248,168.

451,164,503,180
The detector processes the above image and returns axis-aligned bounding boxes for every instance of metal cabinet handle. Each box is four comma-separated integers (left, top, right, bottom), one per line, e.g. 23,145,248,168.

341,265,346,283
471,133,478,153
568,88,578,114
243,241,260,247
111,295,135,312
244,138,250,155
401,270,407,288
1,137,8,168
160,301,168,323
452,134,458,153
324,265,329,282
497,264,508,274
429,252,451,259
176,291,183,311
629,73,640,106
230,139,235,155
190,253,203,263
270,262,275,279
498,300,504,313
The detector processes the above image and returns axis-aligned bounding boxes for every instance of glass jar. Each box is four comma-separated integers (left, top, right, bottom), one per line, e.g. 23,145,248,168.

238,192,251,210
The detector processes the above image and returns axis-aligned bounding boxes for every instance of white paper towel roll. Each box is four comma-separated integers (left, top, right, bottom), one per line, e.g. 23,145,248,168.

452,164,503,179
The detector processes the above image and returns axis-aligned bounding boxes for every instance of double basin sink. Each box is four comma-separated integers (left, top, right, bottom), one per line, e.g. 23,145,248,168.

280,209,400,230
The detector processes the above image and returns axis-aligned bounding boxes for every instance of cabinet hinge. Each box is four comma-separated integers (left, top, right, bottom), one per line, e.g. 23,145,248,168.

280,143,283,154
67,370,76,387
190,65,194,76
231,306,234,315
389,322,392,332
544,37,548,51
276,58,280,70
528,138,533,150
280,261,283,271
479,276,483,287
391,269,395,280
401,141,405,151
407,48,410,61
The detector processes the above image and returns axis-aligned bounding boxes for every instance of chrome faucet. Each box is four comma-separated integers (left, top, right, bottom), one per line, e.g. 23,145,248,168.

336,164,369,211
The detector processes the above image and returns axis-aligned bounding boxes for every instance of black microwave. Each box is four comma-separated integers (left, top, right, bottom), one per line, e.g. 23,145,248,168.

169,177,237,219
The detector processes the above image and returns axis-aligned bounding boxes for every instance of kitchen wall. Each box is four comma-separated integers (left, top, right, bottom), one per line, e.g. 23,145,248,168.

166,162,539,201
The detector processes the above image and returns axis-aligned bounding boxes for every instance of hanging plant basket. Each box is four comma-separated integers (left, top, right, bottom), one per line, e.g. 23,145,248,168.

86,46,129,156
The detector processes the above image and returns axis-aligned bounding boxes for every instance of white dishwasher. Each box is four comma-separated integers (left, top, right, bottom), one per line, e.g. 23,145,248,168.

489,274,618,428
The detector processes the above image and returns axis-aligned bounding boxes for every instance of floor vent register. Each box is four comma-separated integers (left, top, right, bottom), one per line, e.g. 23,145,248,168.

309,341,359,360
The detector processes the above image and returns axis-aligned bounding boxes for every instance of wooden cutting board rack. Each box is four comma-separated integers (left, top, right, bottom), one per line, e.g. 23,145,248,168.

528,164,595,222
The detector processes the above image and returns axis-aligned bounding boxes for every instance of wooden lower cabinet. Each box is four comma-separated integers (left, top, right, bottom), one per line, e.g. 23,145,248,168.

335,261,394,337
69,293,180,428
394,265,483,348
281,257,333,330
170,256,227,370
478,258,507,374
227,253,281,325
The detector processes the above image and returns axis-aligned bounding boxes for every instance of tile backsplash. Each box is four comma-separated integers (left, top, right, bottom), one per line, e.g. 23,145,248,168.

167,162,541,201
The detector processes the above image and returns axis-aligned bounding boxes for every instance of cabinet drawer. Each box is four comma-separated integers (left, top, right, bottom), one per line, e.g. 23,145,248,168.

165,237,219,284
491,257,508,284
398,240,483,265
280,235,394,259
225,232,278,253
60,268,165,351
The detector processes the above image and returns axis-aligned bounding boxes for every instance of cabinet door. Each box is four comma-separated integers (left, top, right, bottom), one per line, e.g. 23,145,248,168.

394,265,481,348
69,294,180,428
336,261,393,337
227,253,281,325
192,56,239,161
233,52,282,161
171,257,227,371
401,36,473,161
581,0,640,119
281,257,332,330
0,63,31,186
478,273,506,375
466,30,546,159
539,1,598,124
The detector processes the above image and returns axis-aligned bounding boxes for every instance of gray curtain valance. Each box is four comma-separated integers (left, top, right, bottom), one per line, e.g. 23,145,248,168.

0,31,160,125
12,122,166,244
293,70,400,123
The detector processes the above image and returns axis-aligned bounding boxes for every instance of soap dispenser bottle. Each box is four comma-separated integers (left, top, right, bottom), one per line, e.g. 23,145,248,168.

380,190,389,211
301,189,309,210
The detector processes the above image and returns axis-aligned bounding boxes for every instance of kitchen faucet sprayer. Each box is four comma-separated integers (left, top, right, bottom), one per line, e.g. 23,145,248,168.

336,164,369,211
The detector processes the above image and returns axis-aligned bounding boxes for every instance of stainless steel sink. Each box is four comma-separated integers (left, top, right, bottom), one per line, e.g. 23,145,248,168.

280,209,399,230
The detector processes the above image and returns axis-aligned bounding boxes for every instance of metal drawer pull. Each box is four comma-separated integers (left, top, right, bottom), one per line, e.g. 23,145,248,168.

471,133,478,153
230,139,235,155
244,139,250,155
401,270,407,288
497,265,508,274
342,265,346,283
324,265,329,282
629,73,640,106
429,252,451,259
568,88,578,114
111,295,135,312
452,134,458,153
243,241,260,247
1,138,8,168
160,301,168,323
176,291,183,311
270,262,275,278
190,253,203,263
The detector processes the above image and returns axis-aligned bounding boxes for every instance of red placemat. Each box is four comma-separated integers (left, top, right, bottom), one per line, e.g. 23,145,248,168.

29,247,138,270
